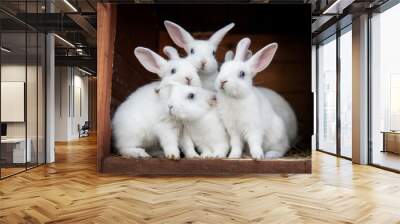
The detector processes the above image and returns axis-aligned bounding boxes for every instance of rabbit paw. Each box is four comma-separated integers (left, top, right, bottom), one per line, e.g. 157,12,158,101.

265,151,284,159
185,152,200,159
165,152,181,160
228,150,242,159
201,151,214,159
250,150,264,160
121,148,150,159
212,151,227,159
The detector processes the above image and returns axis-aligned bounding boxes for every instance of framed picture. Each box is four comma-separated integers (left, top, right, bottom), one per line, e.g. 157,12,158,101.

97,3,312,175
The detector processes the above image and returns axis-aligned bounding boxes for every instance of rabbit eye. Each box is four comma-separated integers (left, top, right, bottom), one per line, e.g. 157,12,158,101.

190,48,195,54
171,68,176,74
187,93,195,100
239,71,246,78
212,50,216,55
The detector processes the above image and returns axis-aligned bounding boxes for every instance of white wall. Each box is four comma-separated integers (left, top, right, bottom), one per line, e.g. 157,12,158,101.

1,66,26,133
54,67,89,141
78,72,89,138
55,66,70,141
1,64,42,137
1,63,46,164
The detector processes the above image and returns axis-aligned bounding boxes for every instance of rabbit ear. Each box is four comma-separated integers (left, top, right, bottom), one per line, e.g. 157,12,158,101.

234,37,251,61
163,46,180,60
134,47,167,75
247,43,278,73
224,49,247,62
164,21,194,50
245,49,253,60
209,23,235,46
224,50,234,62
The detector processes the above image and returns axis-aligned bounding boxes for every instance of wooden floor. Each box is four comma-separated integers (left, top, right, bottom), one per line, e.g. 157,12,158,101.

1,167,26,178
1,135,400,223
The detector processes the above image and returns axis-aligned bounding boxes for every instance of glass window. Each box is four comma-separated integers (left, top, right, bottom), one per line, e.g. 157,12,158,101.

318,36,337,154
339,28,352,158
371,3,400,171
27,31,39,169
1,31,28,177
0,2,46,179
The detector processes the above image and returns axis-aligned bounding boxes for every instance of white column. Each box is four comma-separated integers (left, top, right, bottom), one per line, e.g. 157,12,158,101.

352,14,369,164
46,32,55,163
45,0,56,164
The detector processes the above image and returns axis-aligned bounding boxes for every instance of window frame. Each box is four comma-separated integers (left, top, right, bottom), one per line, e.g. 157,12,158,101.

315,24,353,161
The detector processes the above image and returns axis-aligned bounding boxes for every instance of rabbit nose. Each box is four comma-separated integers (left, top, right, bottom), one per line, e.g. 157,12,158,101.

200,60,207,70
185,77,192,85
220,80,228,89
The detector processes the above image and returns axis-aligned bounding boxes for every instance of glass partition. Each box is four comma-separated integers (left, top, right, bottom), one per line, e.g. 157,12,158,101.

370,3,400,171
0,2,46,179
27,31,38,169
317,36,337,154
1,31,28,177
339,28,352,158
38,32,45,165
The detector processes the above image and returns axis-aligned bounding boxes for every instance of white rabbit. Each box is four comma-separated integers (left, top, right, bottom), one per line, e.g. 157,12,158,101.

164,20,234,91
164,83,229,158
112,46,201,159
215,38,297,159
225,49,296,147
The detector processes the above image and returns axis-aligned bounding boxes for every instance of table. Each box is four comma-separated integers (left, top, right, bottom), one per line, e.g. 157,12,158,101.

382,131,400,154
1,138,32,163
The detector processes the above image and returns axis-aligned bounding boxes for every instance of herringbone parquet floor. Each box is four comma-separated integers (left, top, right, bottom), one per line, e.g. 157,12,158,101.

1,135,400,224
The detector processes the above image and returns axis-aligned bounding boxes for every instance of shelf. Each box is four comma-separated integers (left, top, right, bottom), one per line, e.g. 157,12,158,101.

102,156,311,175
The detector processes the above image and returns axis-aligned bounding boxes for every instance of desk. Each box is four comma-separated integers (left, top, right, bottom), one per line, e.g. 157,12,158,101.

382,131,400,155
1,138,31,163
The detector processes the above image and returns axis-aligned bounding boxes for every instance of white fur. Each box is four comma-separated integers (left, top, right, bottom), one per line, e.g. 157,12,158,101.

112,46,201,159
224,49,252,62
165,84,229,158
224,50,234,62
215,38,297,159
164,21,234,91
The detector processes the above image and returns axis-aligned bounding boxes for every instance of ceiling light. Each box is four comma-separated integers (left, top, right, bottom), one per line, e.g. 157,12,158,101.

323,0,354,15
54,34,75,48
63,0,78,12
76,48,85,55
1,47,11,53
77,67,94,76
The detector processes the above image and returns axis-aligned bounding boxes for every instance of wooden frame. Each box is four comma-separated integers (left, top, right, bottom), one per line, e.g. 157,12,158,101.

97,3,312,175
97,3,116,172
103,156,311,175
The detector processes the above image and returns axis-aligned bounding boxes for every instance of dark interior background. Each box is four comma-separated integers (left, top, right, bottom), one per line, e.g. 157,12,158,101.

111,4,312,155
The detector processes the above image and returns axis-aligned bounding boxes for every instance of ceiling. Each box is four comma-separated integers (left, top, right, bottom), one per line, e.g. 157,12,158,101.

0,0,97,74
0,0,392,73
